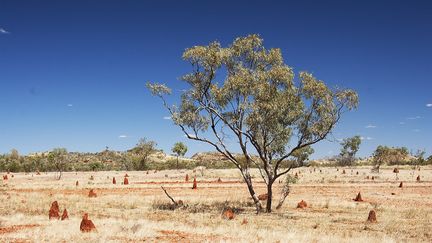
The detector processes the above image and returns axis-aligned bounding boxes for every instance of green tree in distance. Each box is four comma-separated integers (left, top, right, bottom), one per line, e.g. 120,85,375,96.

172,142,188,169
147,34,358,213
338,136,362,166
48,148,68,180
128,138,157,170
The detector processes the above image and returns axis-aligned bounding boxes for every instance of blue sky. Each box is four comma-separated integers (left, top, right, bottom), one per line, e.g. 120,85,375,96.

0,0,431,158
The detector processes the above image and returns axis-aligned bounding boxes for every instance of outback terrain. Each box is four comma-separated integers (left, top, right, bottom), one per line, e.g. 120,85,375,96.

1,166,431,242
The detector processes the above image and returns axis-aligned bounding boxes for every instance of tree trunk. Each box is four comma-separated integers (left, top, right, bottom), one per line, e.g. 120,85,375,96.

276,181,291,209
265,181,273,213
242,169,262,213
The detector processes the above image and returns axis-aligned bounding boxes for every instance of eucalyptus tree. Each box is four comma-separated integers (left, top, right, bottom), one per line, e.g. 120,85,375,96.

172,142,188,169
147,34,358,213
48,148,69,180
128,138,157,170
338,135,362,166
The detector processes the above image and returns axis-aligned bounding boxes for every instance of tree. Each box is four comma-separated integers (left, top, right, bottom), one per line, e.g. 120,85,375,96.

48,148,68,180
147,34,358,213
291,145,314,166
338,136,362,166
372,145,409,171
412,149,426,168
427,155,432,164
5,149,22,172
128,138,157,170
172,142,188,169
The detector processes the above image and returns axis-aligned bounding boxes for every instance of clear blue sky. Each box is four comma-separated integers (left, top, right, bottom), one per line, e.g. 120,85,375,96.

0,0,431,158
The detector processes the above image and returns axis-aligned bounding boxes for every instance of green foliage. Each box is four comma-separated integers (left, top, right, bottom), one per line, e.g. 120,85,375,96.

285,174,298,184
427,155,432,165
148,34,359,212
128,138,157,170
147,34,358,180
372,145,409,167
338,136,362,166
172,142,188,157
291,146,314,166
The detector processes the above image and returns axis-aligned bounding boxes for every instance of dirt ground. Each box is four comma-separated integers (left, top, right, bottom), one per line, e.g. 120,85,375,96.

0,166,431,242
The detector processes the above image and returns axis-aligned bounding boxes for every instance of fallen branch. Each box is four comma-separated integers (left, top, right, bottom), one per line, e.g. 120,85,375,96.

161,186,178,206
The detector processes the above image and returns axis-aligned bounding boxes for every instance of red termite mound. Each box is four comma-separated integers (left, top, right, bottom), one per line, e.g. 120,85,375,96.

356,171,359,175
342,170,346,174
88,189,97,198
241,218,248,225
258,193,268,201
393,168,399,173
399,182,403,188
3,175,8,180
185,174,189,182
80,213,96,232
49,201,60,220
124,177,129,185
124,173,129,177
192,177,197,189
217,177,222,183
61,208,69,220
112,177,116,184
221,208,235,220
353,192,363,202
75,181,79,186
416,175,420,182
297,200,308,209
367,210,377,223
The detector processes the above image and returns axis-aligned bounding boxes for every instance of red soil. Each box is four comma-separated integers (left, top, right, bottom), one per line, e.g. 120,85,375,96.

297,200,308,209
258,193,268,201
367,210,377,223
221,208,235,220
353,192,364,202
192,178,197,189
61,208,69,220
88,189,97,198
241,218,248,225
49,201,60,220
80,213,96,232
0,224,39,235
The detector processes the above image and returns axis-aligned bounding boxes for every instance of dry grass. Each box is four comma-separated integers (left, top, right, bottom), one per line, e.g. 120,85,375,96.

0,166,431,242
